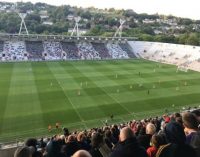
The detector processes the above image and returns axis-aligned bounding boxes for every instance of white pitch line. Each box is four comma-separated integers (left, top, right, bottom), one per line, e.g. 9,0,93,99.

101,86,132,114
47,63,87,129
1,103,199,142
71,64,132,115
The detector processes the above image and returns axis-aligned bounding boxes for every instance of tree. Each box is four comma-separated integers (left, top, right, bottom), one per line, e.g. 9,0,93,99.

107,17,118,27
178,18,193,25
87,25,104,36
178,34,188,44
139,34,153,41
186,33,199,45
141,26,155,35
80,11,92,19
26,14,41,23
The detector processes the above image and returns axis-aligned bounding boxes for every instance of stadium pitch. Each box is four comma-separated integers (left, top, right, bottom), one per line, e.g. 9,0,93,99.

0,59,200,142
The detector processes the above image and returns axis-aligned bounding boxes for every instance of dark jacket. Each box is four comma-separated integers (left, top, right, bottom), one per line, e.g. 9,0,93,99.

156,122,197,157
90,147,103,157
46,140,63,157
189,131,200,157
64,141,80,157
156,143,197,157
109,137,147,157
137,134,152,150
78,141,91,151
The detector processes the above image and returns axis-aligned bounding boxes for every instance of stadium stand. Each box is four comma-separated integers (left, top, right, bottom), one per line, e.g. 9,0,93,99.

106,43,129,59
0,38,200,72
0,41,4,61
4,107,199,157
77,42,101,60
119,43,136,58
26,41,44,61
3,41,26,61
43,41,62,60
128,41,200,72
61,42,80,60
91,42,111,59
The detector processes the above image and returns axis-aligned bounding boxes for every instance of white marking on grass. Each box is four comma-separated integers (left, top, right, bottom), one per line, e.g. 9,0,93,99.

60,85,86,124
100,120,106,125
47,63,87,129
101,87,132,114
1,103,198,142
72,63,132,115
2,63,44,137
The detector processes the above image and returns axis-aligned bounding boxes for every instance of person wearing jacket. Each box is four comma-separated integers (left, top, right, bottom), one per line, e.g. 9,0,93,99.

110,127,147,157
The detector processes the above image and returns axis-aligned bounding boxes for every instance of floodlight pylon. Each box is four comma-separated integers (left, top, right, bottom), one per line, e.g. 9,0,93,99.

18,13,29,35
71,17,81,37
113,19,126,38
15,3,29,35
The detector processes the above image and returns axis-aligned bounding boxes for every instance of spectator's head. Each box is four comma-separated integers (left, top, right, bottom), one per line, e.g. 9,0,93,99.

182,112,199,130
66,135,76,143
91,132,103,148
119,127,134,142
77,132,86,142
63,127,69,136
146,123,156,135
160,121,166,131
72,150,92,157
174,112,181,118
175,117,183,126
46,140,61,157
164,121,186,145
150,134,166,148
14,146,32,157
192,109,200,122
105,130,111,138
25,138,37,149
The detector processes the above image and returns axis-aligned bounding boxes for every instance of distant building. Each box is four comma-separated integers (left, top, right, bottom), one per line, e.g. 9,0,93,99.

143,19,156,24
42,21,53,25
154,30,162,35
67,14,75,21
68,28,89,35
40,15,49,20
39,10,49,20
27,10,34,14
39,10,48,15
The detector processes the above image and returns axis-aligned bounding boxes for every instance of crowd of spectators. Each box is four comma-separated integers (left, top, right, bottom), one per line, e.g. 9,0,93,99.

106,43,129,59
61,42,80,60
14,108,200,157
0,41,137,62
43,42,62,60
3,41,26,61
0,41,4,60
91,43,111,59
26,41,44,61
0,41,4,52
77,42,101,60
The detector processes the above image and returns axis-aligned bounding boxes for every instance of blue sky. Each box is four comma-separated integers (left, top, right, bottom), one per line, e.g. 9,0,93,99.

2,0,200,20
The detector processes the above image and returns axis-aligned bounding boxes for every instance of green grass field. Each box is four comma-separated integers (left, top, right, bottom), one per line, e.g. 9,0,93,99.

1,59,200,142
